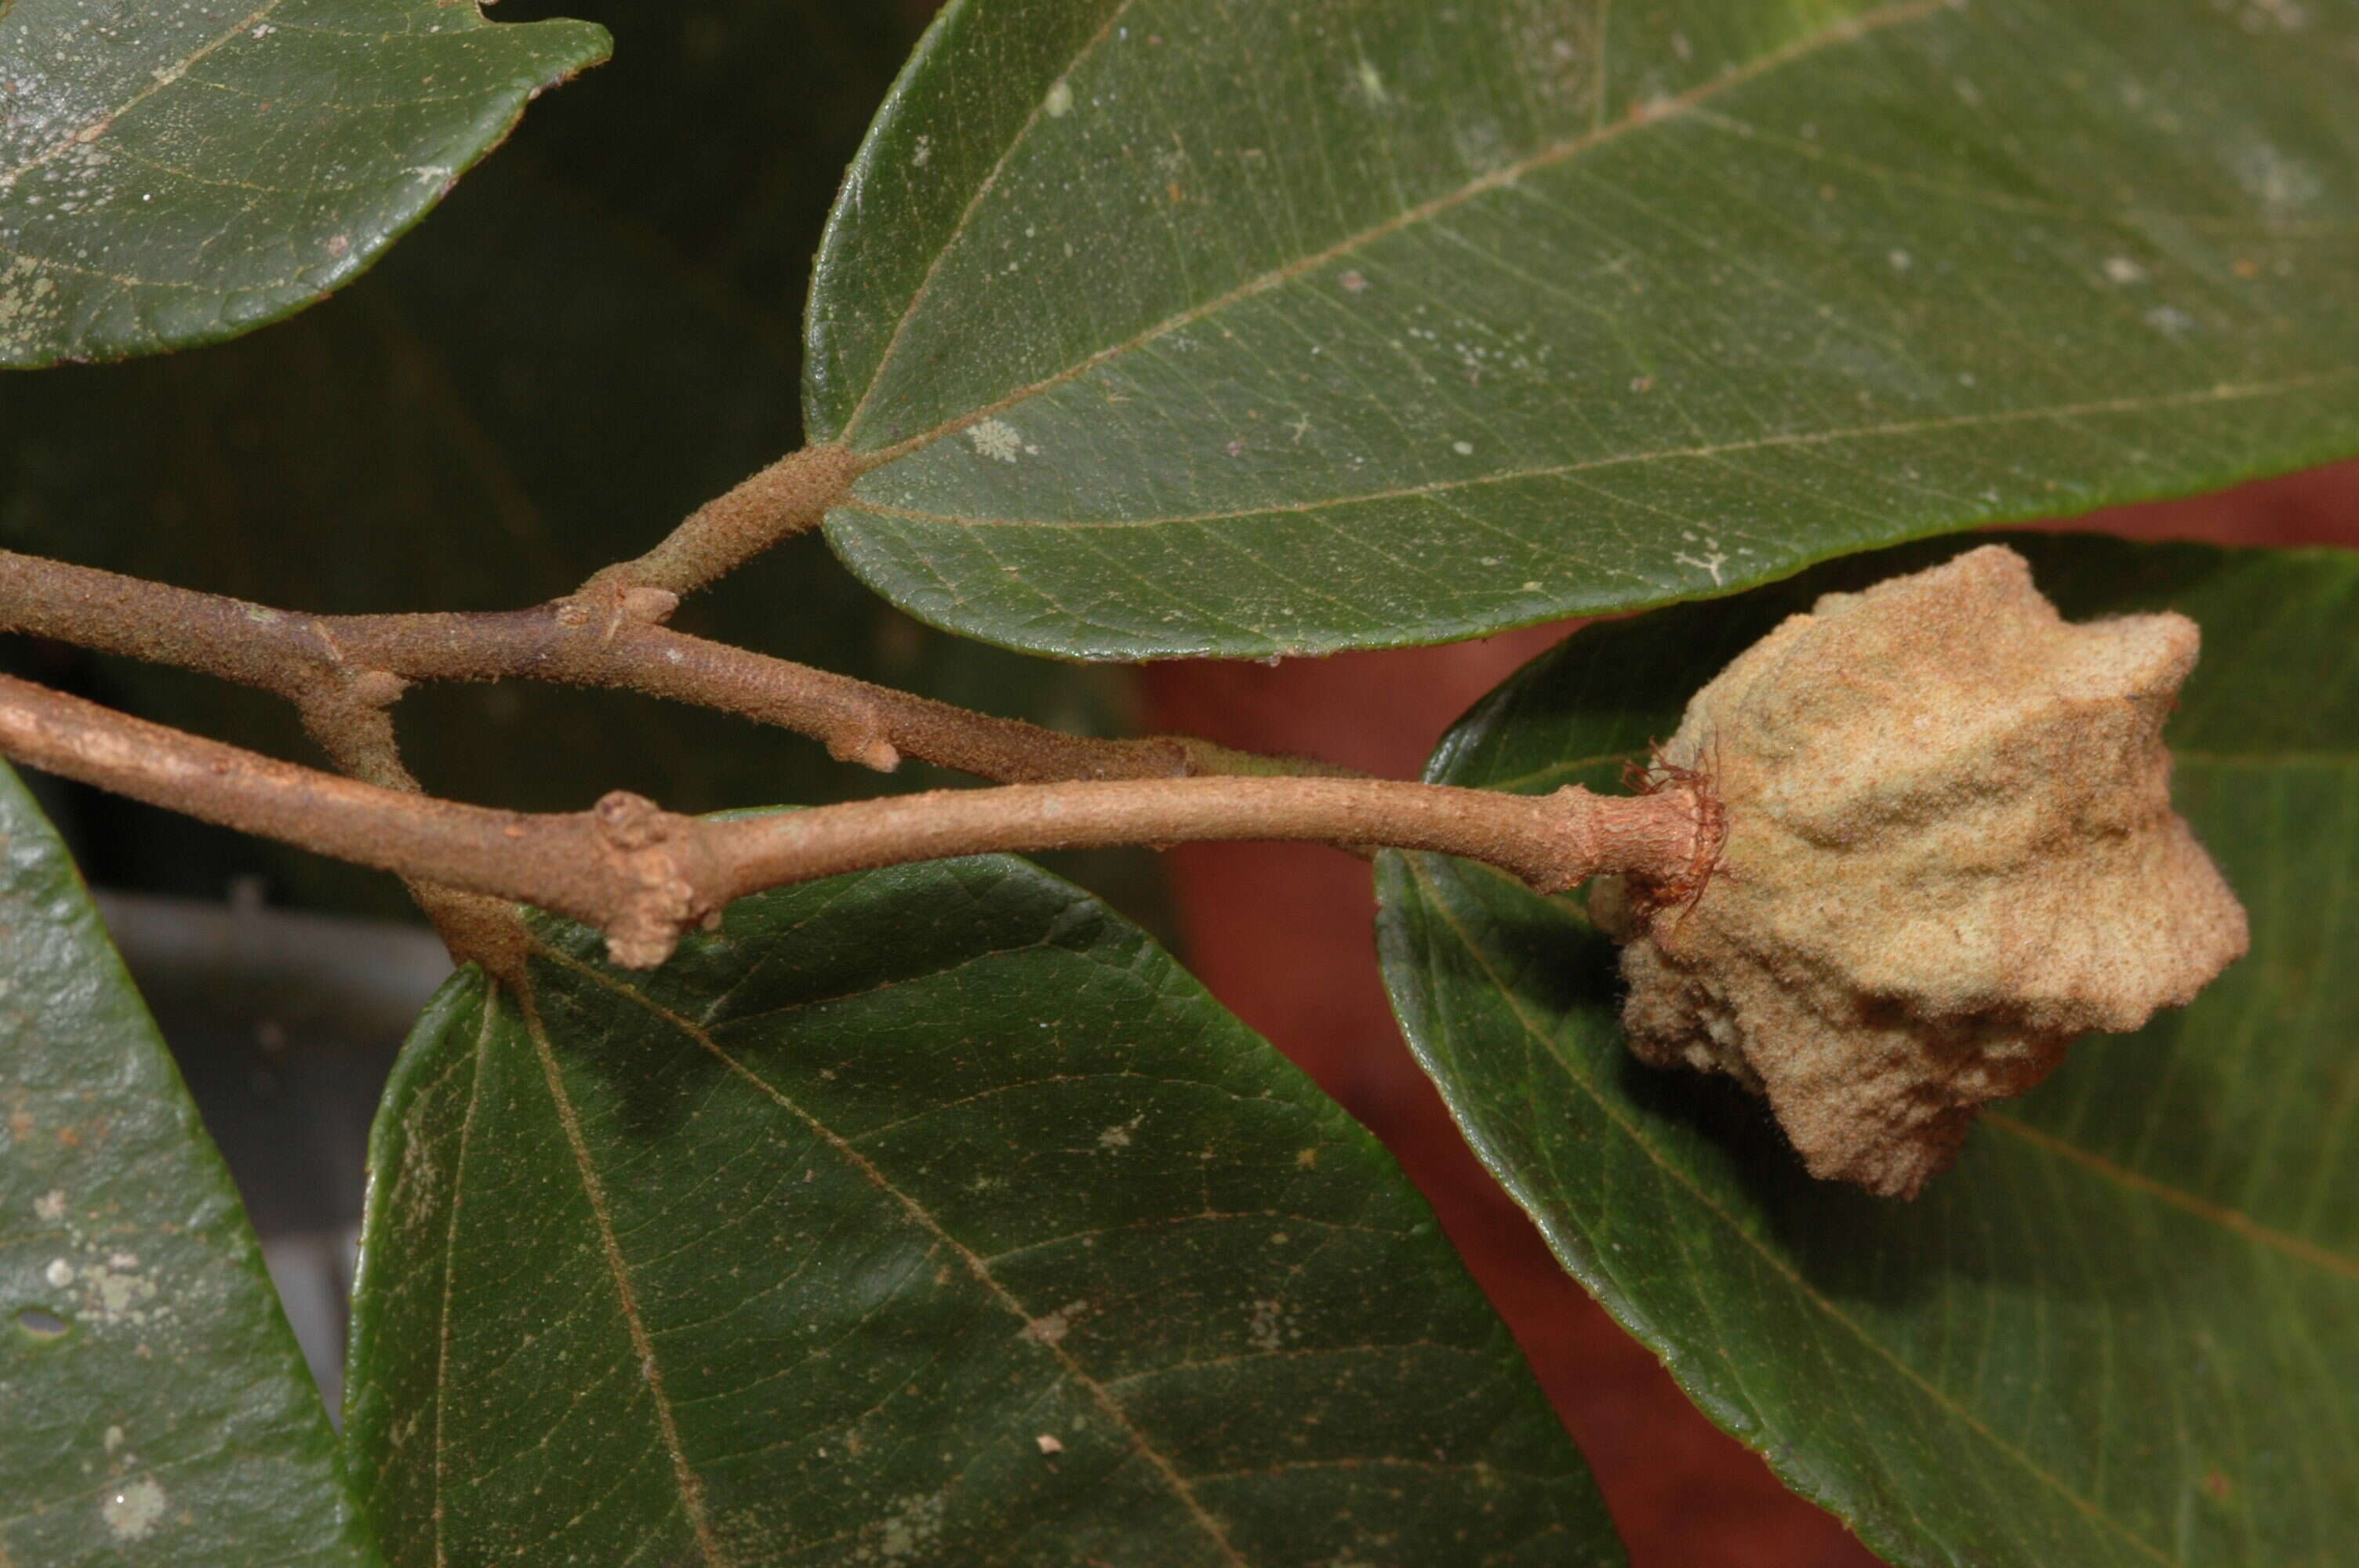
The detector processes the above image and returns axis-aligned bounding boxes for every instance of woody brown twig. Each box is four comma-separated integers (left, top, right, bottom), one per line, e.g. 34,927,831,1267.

0,549,1327,785
0,445,1707,972
0,673,1707,969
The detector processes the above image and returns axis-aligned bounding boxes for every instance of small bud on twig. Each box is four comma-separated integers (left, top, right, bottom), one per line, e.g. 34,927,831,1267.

591,790,707,968
620,586,681,626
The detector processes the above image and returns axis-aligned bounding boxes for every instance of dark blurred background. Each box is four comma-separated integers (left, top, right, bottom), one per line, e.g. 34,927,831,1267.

3,1,2354,1562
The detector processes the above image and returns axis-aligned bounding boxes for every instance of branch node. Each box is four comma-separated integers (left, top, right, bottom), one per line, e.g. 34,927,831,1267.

620,586,681,626
593,789,671,850
591,789,707,970
345,669,409,709
827,724,903,774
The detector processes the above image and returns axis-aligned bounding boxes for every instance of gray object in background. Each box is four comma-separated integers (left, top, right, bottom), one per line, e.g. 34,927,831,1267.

94,887,451,1413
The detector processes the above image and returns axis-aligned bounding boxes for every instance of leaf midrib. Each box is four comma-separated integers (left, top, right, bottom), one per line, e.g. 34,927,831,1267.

529,940,1255,1568
427,999,494,1568
835,0,1148,448
845,371,2359,528
514,982,728,1567
838,0,1957,469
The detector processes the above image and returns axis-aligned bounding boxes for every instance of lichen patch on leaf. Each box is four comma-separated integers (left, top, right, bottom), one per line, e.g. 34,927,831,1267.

1593,545,2248,1198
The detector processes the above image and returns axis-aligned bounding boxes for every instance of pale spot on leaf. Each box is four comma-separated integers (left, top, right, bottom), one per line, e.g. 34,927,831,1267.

101,1476,165,1541
969,419,1025,463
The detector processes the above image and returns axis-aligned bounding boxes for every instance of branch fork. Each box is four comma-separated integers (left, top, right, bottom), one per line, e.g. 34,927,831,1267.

0,443,1714,972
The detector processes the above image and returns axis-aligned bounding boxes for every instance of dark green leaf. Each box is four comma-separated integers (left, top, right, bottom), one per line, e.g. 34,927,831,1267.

809,0,2359,659
347,855,1618,1566
0,0,1161,935
0,0,607,367
0,761,371,1566
1376,535,2359,1566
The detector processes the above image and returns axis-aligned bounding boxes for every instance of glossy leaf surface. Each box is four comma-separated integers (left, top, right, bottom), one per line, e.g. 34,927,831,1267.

811,0,2359,658
347,855,1618,1565
1377,535,2359,1566
0,0,606,367
0,762,370,1566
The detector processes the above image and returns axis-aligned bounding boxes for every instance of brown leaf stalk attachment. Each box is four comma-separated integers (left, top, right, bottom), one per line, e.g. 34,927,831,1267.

1590,546,2248,1199
578,443,867,598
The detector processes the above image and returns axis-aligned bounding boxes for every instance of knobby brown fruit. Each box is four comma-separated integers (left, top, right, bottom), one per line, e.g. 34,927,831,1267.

1590,546,2248,1198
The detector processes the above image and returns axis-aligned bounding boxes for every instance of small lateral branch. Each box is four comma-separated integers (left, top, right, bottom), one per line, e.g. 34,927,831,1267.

0,673,1706,970
293,657,533,971
579,443,866,598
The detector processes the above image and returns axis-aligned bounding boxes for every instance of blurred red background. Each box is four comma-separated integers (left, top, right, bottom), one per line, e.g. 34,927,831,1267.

1141,463,2359,1566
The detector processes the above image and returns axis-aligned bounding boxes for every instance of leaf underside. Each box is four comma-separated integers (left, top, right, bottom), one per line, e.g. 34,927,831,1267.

1377,535,2359,1568
809,0,2359,659
0,761,370,1566
0,0,607,368
346,855,1619,1566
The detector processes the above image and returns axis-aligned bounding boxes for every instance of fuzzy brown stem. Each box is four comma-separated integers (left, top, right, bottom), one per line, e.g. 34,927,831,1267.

700,776,1702,906
0,673,655,937
579,444,866,598
0,673,1702,970
296,671,530,973
0,550,1332,785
